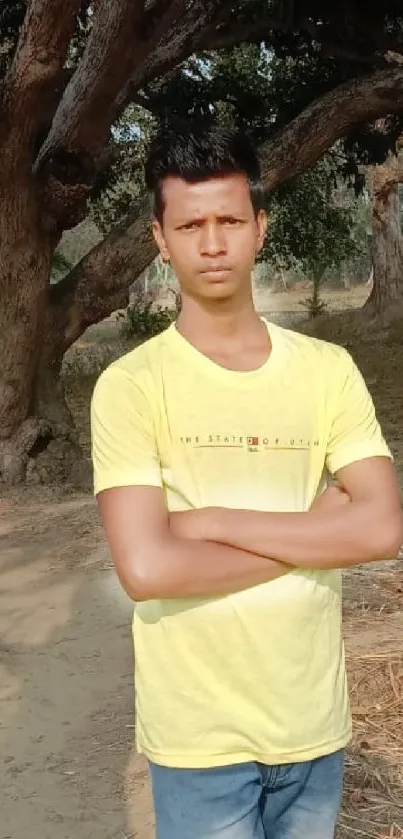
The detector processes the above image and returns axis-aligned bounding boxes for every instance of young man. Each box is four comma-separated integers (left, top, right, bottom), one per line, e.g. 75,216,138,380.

91,123,402,839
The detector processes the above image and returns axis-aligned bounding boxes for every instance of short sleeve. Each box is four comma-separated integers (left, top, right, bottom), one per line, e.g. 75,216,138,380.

326,349,391,475
91,364,163,495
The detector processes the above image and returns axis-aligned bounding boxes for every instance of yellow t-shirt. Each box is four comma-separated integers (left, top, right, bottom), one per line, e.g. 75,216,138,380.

91,318,391,768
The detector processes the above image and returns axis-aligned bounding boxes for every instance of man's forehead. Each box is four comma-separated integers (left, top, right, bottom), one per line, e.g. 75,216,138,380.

162,173,251,214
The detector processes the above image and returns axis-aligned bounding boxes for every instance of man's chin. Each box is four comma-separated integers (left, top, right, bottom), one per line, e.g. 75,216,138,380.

202,285,235,301
199,274,236,295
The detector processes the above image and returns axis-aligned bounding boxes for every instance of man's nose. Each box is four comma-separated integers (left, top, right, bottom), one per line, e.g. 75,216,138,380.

200,223,227,256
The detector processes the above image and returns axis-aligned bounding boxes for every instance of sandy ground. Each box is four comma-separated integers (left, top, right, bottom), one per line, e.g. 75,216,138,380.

2,285,403,839
0,492,154,839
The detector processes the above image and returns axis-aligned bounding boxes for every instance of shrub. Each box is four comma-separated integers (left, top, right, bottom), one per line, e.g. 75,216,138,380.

119,293,175,338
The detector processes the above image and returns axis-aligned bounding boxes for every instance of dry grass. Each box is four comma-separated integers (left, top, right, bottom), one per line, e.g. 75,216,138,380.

337,640,403,838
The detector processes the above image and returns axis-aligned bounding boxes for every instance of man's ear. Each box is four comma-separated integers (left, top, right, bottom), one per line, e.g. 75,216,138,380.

256,210,268,252
152,220,170,262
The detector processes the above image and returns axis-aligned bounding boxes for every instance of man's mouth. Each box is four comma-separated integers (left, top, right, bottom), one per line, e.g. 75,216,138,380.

201,267,232,275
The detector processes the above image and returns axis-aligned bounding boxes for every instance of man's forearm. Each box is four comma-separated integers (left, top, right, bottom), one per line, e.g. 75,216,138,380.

132,535,291,601
205,504,400,569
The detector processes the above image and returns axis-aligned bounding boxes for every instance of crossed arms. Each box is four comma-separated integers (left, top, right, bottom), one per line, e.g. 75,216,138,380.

97,456,402,602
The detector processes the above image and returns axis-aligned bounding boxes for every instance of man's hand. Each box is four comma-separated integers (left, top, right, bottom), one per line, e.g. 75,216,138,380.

170,486,350,542
171,458,402,570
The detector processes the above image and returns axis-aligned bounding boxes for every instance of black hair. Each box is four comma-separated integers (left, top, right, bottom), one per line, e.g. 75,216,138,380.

144,120,265,223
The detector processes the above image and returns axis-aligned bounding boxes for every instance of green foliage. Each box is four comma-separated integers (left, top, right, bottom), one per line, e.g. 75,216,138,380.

143,46,275,142
264,156,370,314
119,291,176,340
264,154,359,274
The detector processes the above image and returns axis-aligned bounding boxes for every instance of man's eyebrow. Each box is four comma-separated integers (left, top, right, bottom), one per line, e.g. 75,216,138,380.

173,212,247,224
218,213,248,219
173,216,204,227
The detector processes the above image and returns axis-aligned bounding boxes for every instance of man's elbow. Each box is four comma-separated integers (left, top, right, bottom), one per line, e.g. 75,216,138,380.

118,569,161,602
371,511,403,561
118,545,174,602
120,565,164,602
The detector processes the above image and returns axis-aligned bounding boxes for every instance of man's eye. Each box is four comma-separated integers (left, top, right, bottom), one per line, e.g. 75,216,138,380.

223,218,239,225
183,222,199,230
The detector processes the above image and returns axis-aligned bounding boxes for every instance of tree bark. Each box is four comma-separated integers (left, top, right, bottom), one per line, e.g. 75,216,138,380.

0,150,87,486
365,155,403,313
49,198,158,354
4,0,81,147
35,0,216,170
0,164,56,483
26,199,160,487
260,67,403,193
35,0,149,164
32,352,91,487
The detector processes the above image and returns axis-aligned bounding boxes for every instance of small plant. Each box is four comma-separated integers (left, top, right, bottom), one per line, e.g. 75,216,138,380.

300,266,328,319
300,293,328,318
119,291,175,339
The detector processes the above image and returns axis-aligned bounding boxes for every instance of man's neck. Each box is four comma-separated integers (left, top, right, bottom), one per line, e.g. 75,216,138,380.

176,296,263,349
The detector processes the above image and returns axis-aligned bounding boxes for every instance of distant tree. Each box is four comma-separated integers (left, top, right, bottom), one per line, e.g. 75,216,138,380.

263,157,359,315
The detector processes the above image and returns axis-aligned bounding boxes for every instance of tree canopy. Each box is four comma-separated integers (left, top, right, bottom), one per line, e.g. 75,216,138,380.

2,0,403,484
2,1,403,233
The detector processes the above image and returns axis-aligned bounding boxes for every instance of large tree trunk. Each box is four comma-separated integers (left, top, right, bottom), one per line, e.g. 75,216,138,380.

0,189,157,486
19,202,158,488
366,156,403,314
0,164,88,486
0,171,55,483
31,320,93,488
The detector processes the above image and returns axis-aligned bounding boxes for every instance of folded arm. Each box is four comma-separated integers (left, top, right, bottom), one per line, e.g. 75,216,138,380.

92,367,291,602
170,458,403,570
97,485,292,602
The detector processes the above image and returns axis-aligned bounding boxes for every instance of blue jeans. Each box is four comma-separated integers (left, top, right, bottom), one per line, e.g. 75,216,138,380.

149,750,344,839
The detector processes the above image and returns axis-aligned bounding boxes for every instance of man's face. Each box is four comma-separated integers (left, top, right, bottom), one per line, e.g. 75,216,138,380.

152,173,267,305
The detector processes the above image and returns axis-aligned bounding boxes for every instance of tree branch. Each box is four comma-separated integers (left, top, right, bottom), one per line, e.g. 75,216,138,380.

4,0,81,146
196,16,288,51
49,198,158,354
113,1,219,116
196,9,401,61
34,0,148,168
34,0,224,228
259,66,403,193
319,43,387,68
34,0,196,173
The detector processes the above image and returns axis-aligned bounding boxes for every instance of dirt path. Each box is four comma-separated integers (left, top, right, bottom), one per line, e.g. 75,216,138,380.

0,490,154,839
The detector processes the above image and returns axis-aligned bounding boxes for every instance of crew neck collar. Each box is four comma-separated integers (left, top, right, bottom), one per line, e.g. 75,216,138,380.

167,316,282,386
